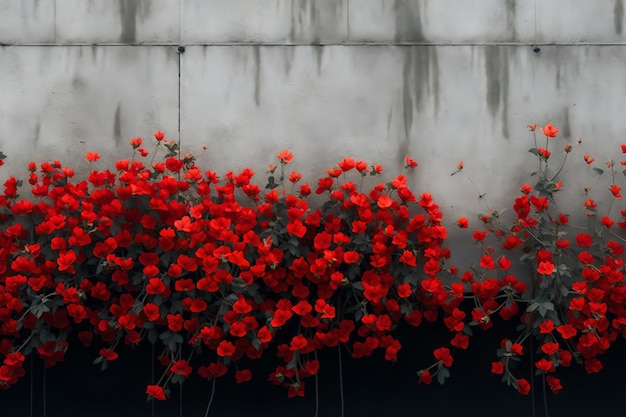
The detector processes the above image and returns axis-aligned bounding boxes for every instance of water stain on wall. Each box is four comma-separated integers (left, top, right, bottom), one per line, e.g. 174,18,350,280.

394,0,439,163
119,0,138,44
252,46,262,107
393,0,424,43
505,0,518,41
615,0,624,34
484,46,510,139
113,103,121,146
561,106,571,138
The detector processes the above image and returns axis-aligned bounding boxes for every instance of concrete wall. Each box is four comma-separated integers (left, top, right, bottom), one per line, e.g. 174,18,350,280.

2,0,626,222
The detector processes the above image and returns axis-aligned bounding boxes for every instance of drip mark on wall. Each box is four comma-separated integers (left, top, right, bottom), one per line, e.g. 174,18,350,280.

119,0,138,44
505,0,518,40
615,0,624,34
113,103,121,146
485,46,510,139
253,46,261,107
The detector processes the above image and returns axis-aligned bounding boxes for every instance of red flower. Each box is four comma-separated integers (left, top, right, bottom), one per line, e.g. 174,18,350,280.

541,342,559,356
539,320,554,334
129,137,142,148
289,335,309,351
338,157,355,172
99,348,118,361
546,376,562,394
235,369,252,383
85,152,100,162
537,261,555,275
397,283,412,298
576,233,593,247
450,333,469,350
457,217,468,228
217,340,236,357
609,183,622,199
170,360,192,378
417,370,432,384
433,347,453,367
146,385,166,400
491,362,504,375
542,123,559,138
154,131,165,141
584,358,603,374
516,378,531,395
277,149,293,164
405,156,418,168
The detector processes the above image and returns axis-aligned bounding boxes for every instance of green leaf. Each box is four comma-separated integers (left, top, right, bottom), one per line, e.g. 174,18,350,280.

0,151,6,160
437,366,450,385
528,148,539,156
593,167,605,175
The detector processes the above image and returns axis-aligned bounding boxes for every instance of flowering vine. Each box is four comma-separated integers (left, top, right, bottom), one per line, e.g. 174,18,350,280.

0,125,624,408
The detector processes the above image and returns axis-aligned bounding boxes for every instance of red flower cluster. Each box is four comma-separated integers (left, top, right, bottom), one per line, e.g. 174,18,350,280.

0,136,461,400
0,124,624,402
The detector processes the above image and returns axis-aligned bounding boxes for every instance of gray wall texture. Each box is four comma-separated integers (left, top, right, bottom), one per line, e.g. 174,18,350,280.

1,0,626,223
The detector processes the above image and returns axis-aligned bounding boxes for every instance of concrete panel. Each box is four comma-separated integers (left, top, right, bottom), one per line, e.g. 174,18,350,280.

537,0,626,43
180,44,626,222
0,0,55,44
0,45,179,179
181,0,348,44
55,0,180,44
348,0,535,44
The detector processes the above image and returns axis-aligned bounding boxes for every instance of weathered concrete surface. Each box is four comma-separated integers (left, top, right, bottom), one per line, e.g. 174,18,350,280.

55,0,180,44
182,0,349,44
0,0,55,44
1,0,625,225
348,0,536,43
180,44,626,219
0,45,179,176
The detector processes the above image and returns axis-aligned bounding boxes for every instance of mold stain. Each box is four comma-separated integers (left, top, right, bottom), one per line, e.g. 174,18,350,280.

505,0,518,40
484,46,510,139
252,46,261,107
393,0,424,42
401,47,440,136
615,0,624,34
393,1,440,164
119,0,138,44
113,103,122,146
561,107,571,138
283,47,295,76
33,121,41,145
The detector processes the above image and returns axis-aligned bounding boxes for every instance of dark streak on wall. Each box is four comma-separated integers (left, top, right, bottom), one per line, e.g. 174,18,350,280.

615,0,624,34
253,46,261,107
505,0,518,41
485,46,510,139
394,0,440,164
119,0,138,44
113,103,122,146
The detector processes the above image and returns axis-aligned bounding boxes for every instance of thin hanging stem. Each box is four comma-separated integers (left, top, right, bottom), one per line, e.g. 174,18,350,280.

314,350,319,417
179,383,183,417
542,375,550,417
337,345,344,417
203,377,217,417
42,367,47,417
529,336,536,417
151,343,155,417
30,355,34,417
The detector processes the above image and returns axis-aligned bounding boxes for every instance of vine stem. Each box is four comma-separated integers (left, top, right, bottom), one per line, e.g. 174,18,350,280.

337,345,344,417
542,374,550,417
202,377,217,417
314,350,319,417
